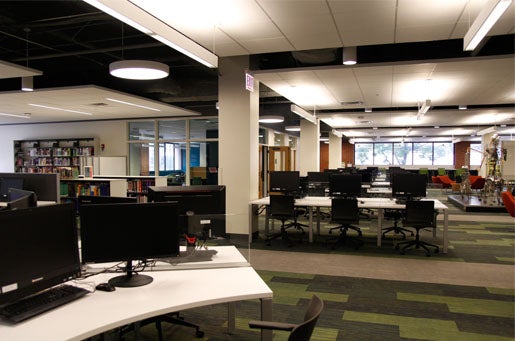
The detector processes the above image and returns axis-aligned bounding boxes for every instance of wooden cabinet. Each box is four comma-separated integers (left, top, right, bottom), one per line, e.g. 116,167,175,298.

14,138,95,179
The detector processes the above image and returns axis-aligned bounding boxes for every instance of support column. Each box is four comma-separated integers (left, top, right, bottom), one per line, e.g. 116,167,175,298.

328,133,342,169
298,119,319,176
218,56,259,236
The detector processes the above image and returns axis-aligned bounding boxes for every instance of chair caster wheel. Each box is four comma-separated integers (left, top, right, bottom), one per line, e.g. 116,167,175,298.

196,331,204,338
435,248,439,254
426,253,431,257
400,251,406,255
394,244,400,250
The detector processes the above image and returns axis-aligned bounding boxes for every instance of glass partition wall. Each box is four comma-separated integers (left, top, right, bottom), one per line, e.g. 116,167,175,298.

128,118,219,186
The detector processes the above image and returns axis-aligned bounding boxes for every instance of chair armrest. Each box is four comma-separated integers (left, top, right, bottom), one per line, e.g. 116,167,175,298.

248,320,296,331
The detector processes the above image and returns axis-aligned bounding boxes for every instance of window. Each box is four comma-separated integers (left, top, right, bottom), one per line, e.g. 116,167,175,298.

373,143,393,165
433,142,453,165
128,121,155,141
355,143,373,165
355,141,454,166
413,143,433,165
469,142,482,166
158,120,186,140
128,118,218,184
393,143,413,165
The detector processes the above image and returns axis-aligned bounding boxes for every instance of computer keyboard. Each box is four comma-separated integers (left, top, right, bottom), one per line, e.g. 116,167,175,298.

0,284,88,323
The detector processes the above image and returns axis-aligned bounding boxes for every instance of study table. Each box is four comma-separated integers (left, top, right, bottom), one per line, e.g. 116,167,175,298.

249,197,449,253
0,246,273,341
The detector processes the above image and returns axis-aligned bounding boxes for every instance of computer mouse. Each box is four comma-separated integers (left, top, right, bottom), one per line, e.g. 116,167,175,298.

96,282,116,292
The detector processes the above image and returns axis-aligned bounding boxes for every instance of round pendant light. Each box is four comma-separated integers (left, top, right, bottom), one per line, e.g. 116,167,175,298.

259,115,284,123
109,60,169,80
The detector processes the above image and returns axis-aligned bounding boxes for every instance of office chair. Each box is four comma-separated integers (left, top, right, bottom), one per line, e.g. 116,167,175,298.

249,294,324,341
381,209,413,240
395,200,439,257
118,312,204,340
265,194,308,245
327,197,363,250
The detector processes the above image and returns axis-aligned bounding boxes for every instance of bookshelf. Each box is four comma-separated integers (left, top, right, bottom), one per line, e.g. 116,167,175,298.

60,178,127,199
92,175,167,202
14,138,96,179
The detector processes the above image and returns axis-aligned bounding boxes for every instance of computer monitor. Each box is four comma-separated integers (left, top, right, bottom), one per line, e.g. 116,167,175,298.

79,202,180,288
147,185,226,238
269,171,300,193
357,169,372,184
0,173,59,202
391,173,427,201
307,171,329,184
0,177,23,201
6,188,37,210
0,203,81,310
329,174,362,198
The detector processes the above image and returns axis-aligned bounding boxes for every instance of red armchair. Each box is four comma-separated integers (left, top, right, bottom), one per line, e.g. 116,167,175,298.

437,175,456,188
469,176,485,190
501,191,515,217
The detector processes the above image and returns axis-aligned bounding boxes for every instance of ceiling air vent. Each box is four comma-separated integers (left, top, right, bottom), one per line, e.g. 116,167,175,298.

341,101,363,106
90,102,108,106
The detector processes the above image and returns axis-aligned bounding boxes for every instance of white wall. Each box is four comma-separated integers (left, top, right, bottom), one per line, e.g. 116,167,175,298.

0,121,127,172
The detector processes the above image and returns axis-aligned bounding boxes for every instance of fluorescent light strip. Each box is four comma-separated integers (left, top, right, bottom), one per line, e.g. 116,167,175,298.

463,0,512,51
151,34,216,68
106,98,160,111
83,0,153,34
29,104,93,116
0,112,31,119
83,0,218,68
291,104,317,124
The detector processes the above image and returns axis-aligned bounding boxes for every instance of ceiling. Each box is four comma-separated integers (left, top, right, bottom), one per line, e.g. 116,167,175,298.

0,0,514,142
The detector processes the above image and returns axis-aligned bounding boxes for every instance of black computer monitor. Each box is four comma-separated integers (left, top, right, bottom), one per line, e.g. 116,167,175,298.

6,188,37,210
329,174,362,198
269,171,300,193
0,177,24,201
79,202,180,288
391,173,427,201
357,170,372,184
307,171,329,184
0,203,81,310
147,185,226,238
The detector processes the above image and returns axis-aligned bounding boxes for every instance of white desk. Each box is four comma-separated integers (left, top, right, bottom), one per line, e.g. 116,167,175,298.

249,197,449,253
0,247,273,341
0,200,56,207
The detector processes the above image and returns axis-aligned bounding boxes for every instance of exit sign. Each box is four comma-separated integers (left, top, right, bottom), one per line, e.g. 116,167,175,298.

245,72,254,92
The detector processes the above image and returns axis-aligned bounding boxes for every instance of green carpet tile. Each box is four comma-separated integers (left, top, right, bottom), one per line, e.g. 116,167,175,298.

103,270,514,341
251,213,515,265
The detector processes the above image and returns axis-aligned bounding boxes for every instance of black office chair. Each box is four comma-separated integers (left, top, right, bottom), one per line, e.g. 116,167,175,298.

118,312,204,340
381,208,413,239
327,198,363,250
265,194,308,245
395,200,439,257
249,294,324,341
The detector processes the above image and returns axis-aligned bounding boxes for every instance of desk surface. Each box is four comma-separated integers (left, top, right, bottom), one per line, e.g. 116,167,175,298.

250,196,447,210
0,247,272,341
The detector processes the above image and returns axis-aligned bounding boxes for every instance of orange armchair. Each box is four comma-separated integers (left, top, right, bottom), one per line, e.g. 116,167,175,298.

437,175,456,188
501,191,515,217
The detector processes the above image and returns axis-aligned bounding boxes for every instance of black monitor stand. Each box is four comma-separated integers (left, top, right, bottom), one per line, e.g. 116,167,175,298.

108,260,153,288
